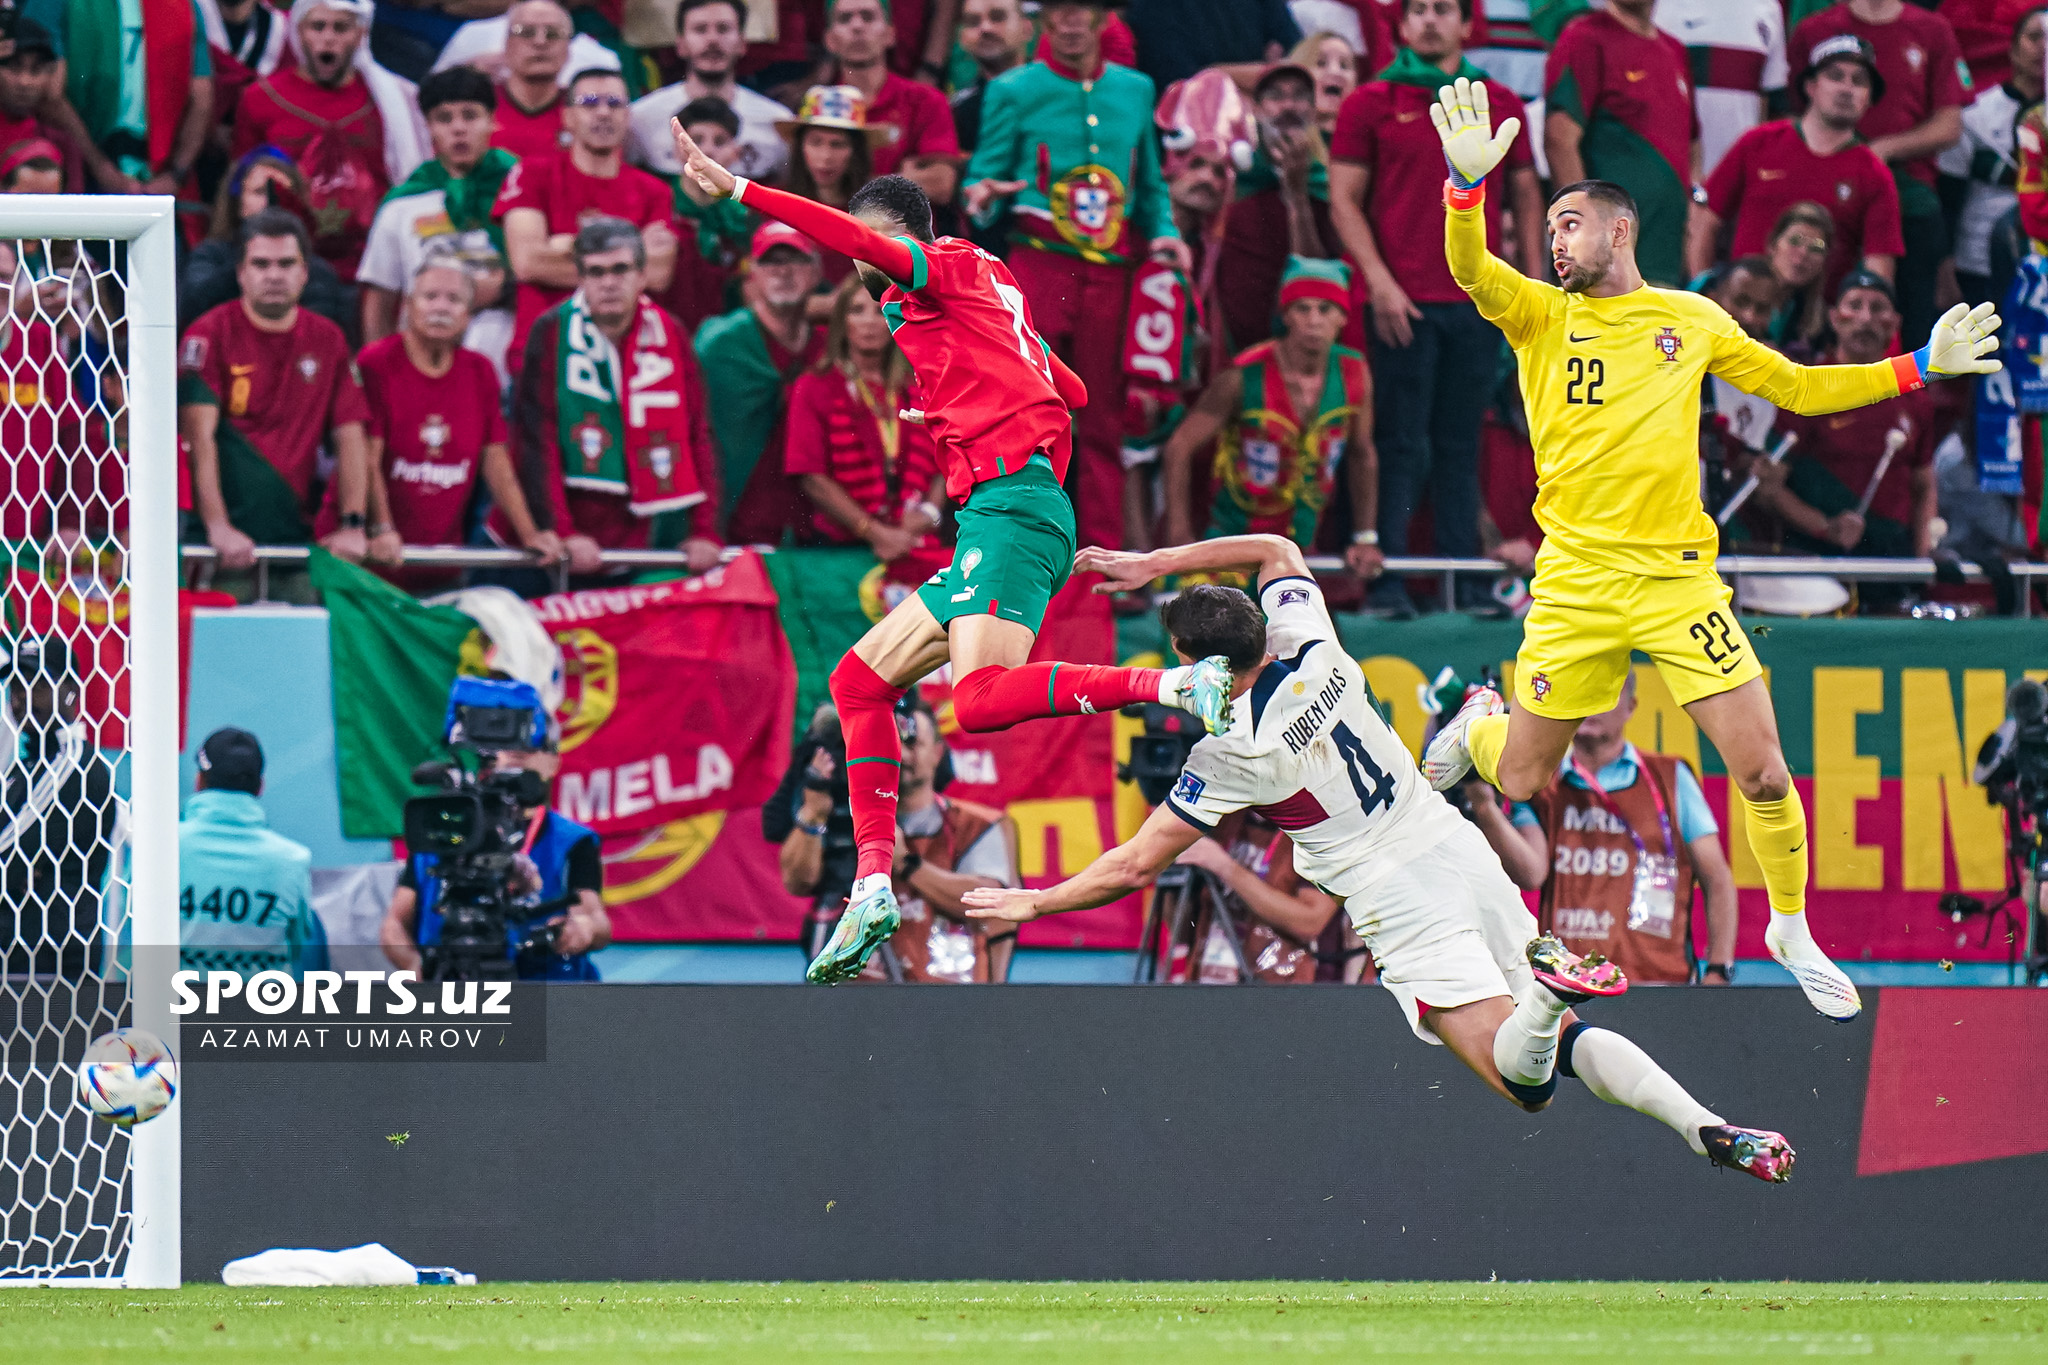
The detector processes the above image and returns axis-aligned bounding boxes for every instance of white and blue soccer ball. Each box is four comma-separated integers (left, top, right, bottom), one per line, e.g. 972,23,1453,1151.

76,1028,177,1128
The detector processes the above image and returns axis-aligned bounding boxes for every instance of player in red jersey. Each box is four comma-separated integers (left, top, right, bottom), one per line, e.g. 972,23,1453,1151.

672,120,1238,984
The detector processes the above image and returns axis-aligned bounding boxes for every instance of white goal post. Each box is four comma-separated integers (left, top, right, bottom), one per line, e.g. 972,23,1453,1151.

0,196,179,1287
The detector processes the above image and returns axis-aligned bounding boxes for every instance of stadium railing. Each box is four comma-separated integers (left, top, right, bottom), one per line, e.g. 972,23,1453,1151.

181,546,2048,615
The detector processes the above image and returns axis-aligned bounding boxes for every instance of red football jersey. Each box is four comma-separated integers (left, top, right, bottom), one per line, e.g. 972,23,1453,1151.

882,236,1074,501
734,182,1084,500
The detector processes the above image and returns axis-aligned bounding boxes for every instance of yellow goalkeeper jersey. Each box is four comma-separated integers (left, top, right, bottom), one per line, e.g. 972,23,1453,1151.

1445,201,1909,576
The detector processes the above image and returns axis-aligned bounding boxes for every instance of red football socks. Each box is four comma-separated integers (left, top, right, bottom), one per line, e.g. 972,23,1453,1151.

828,652,906,882
951,663,1165,734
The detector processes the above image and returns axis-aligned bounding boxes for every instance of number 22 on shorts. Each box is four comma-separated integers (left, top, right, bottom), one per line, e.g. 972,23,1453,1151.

1689,609,1743,674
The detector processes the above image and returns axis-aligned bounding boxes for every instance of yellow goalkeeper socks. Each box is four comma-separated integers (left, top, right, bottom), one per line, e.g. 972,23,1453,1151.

1743,787,1810,914
1467,712,1510,788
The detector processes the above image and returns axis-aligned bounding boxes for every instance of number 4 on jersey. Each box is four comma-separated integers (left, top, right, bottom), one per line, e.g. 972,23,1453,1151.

1333,721,1396,816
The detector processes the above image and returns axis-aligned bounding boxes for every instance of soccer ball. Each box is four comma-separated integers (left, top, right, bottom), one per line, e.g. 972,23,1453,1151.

76,1028,177,1128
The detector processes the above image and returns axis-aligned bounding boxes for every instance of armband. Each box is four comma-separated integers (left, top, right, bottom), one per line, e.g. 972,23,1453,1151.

1890,351,1928,394
1443,180,1485,212
730,175,753,205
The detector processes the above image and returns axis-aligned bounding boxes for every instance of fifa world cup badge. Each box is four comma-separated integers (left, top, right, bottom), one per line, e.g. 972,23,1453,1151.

1654,327,1683,363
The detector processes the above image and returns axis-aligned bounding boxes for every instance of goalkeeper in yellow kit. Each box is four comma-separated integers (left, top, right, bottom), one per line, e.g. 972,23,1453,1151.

1419,80,2004,1023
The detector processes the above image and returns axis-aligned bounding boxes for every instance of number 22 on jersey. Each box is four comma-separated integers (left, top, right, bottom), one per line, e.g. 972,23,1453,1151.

1565,355,1605,405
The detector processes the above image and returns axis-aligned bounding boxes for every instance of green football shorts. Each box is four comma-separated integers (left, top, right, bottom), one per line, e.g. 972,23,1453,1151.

916,454,1076,633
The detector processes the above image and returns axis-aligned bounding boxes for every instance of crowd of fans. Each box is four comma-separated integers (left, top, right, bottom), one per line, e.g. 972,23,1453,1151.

0,0,1946,619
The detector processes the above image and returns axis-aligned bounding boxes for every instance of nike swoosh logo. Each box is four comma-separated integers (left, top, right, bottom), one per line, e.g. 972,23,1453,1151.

1788,842,1804,854
1759,169,1786,180
1569,332,1600,342
1626,69,1648,81
1396,111,1423,122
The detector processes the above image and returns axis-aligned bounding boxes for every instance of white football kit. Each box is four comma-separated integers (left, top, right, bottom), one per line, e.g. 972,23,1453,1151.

1166,575,1539,1041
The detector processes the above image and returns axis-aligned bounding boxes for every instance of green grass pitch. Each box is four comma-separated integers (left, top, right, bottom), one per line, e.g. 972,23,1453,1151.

5,1281,2045,1362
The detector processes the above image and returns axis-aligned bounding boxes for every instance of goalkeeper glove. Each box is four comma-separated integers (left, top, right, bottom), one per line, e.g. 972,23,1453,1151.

1430,76,1520,191
1913,300,2003,381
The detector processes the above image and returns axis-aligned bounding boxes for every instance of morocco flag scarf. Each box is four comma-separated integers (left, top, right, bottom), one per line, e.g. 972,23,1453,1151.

553,292,703,516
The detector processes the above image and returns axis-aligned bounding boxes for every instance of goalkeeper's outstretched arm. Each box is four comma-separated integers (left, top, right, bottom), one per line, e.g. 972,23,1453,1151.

1715,300,2004,415
1433,78,1551,345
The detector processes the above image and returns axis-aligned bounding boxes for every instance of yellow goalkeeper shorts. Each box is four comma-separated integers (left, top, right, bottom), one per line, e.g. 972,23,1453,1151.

1514,543,1763,719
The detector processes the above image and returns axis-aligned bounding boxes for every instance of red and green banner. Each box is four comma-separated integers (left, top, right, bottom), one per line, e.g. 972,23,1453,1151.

534,558,795,940
613,552,1140,946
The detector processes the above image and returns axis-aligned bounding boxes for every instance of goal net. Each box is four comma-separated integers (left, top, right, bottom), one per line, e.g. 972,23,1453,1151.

0,199,179,1287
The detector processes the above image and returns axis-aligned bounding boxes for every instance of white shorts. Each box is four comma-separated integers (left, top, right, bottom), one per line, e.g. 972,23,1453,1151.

1343,823,1538,1045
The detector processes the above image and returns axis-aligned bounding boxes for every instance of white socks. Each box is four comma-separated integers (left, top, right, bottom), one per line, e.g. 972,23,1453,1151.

1492,983,1572,1086
1568,1026,1722,1156
1158,665,1192,705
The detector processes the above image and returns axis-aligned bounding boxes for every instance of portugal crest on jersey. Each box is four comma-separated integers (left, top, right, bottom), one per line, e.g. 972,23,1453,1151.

1654,327,1683,363
1047,164,1129,259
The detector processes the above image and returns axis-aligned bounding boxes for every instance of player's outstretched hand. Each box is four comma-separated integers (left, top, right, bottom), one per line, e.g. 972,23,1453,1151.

962,886,1043,923
670,117,737,199
1924,300,2003,377
1074,545,1156,593
1429,76,1519,190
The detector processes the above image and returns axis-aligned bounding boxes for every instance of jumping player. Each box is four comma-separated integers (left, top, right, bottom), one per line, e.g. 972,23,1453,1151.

963,534,1796,1183
669,120,1236,985
1420,80,2005,1022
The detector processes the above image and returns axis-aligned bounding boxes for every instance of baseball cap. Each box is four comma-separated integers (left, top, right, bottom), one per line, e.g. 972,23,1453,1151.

1805,34,1886,105
1835,267,1898,309
750,220,817,261
196,727,265,794
3,633,73,684
5,16,58,60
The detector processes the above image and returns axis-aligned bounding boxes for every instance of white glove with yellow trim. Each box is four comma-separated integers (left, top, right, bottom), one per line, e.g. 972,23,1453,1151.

1429,77,1521,190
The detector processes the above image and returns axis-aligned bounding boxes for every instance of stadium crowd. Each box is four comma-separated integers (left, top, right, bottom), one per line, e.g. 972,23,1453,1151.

3,0,2043,982
39,0,2010,622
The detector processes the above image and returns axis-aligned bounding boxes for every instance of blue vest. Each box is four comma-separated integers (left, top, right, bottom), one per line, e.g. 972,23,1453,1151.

179,788,326,977
412,809,602,981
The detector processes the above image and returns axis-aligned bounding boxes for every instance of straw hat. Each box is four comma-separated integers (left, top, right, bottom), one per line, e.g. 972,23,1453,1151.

775,85,891,145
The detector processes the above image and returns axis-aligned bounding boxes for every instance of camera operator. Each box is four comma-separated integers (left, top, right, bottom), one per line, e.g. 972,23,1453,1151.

773,696,1019,982
1967,678,2048,977
380,724,611,981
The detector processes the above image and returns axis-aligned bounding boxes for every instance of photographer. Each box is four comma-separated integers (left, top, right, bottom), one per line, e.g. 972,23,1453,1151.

766,704,860,955
1170,812,1350,985
380,684,611,981
772,697,1019,982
